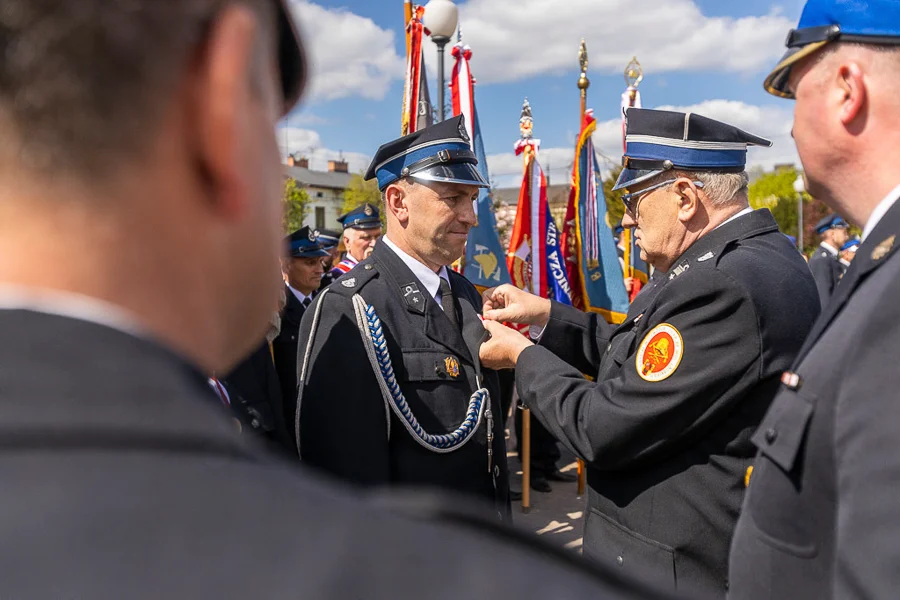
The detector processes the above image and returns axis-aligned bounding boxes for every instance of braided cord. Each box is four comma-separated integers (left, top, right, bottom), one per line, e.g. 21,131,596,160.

352,294,489,454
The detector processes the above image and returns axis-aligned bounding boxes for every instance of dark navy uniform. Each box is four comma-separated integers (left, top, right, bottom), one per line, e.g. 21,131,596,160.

514,109,820,597
731,2,900,597
298,241,510,518
273,226,329,440
316,228,341,289
222,340,294,454
296,116,510,519
807,214,849,307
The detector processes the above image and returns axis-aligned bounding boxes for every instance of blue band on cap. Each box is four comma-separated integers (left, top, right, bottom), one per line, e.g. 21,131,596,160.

625,142,748,170
376,140,473,190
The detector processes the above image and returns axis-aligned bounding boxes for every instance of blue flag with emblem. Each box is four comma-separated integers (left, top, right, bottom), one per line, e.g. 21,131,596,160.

463,105,511,289
563,112,629,323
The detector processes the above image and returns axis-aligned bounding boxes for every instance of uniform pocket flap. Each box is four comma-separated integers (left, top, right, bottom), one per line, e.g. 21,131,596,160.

584,508,676,589
751,390,814,473
397,350,463,382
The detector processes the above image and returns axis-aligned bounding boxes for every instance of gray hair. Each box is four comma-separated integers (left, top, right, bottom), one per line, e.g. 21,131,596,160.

0,0,273,180
690,171,750,207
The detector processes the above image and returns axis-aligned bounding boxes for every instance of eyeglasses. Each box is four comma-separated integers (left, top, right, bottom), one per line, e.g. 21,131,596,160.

621,179,705,216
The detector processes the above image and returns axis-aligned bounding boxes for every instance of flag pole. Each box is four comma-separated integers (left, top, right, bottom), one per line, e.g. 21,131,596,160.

575,40,590,498
404,0,413,56
622,57,644,300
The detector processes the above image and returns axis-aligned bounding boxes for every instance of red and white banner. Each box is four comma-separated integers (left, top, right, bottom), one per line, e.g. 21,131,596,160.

450,42,475,145
401,6,429,135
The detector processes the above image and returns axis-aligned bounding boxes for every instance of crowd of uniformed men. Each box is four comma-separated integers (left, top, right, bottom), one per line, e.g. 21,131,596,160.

2,0,900,598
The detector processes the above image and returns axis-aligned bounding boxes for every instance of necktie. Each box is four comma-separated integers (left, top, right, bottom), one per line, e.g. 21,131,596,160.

302,297,311,308
438,277,459,330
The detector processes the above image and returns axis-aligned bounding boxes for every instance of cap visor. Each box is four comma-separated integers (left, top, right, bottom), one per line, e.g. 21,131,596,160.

410,163,490,188
763,41,830,99
291,248,330,258
276,0,307,115
612,168,663,191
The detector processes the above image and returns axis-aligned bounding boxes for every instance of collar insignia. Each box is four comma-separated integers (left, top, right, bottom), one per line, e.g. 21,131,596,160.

872,235,895,261
400,282,426,313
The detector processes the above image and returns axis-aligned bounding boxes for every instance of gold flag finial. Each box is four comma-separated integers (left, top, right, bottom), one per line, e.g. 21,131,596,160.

625,56,644,89
577,39,590,91
519,98,534,140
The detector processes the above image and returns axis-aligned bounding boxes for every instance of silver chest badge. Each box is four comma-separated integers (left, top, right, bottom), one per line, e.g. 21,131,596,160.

698,252,715,262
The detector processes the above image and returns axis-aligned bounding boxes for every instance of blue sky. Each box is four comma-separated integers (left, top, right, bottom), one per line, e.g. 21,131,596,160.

279,0,807,187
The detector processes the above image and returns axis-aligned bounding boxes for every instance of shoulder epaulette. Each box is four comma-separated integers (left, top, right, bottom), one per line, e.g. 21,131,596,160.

328,260,379,297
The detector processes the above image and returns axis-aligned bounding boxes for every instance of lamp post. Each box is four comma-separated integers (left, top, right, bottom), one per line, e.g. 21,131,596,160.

793,175,805,251
424,0,458,122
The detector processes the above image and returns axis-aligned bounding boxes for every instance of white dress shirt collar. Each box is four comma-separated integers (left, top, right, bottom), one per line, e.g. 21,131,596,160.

287,284,313,304
819,242,839,257
382,236,449,302
862,184,900,241
0,285,147,337
714,206,754,231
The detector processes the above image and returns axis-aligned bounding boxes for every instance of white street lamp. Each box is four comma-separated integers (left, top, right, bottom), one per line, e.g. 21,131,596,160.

424,0,459,121
793,175,805,250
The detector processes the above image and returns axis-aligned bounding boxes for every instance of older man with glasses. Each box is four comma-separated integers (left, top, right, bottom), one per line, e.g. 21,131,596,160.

478,108,820,597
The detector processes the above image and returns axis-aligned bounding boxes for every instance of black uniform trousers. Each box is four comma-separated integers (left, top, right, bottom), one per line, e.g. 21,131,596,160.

730,199,900,599
297,241,510,520
514,210,819,597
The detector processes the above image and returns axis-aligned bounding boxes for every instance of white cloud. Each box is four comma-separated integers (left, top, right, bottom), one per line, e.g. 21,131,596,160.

287,1,405,101
277,126,371,174
439,0,793,84
487,100,798,190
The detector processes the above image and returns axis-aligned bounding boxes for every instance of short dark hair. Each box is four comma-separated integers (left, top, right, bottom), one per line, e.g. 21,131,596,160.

0,0,272,179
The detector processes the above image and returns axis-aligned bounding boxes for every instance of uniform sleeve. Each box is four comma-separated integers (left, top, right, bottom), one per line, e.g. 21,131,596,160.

296,292,391,485
516,269,759,470
808,255,834,308
833,307,900,597
537,301,614,375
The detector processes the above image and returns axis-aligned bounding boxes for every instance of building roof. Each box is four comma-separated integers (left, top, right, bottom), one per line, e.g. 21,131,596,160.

283,164,353,190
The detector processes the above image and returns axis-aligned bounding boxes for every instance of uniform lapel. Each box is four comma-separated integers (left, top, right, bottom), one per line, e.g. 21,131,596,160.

282,285,306,327
453,273,488,369
372,242,472,362
795,201,900,362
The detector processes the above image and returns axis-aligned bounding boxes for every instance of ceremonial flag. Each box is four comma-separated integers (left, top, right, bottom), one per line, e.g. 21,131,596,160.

449,40,511,289
560,110,628,322
401,6,433,135
507,101,572,305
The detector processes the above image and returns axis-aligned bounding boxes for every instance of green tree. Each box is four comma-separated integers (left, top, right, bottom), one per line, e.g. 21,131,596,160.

603,165,626,227
341,172,385,227
283,177,311,234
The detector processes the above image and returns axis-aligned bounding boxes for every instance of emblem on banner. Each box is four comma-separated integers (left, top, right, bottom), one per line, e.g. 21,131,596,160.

636,323,684,382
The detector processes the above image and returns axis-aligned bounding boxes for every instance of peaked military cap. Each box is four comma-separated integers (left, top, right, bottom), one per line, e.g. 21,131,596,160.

286,226,329,258
613,108,772,191
841,238,860,252
364,115,489,191
315,228,341,249
815,213,849,234
338,203,382,230
765,0,900,98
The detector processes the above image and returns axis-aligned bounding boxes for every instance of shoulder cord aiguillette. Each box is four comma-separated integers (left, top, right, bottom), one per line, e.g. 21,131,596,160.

351,293,492,454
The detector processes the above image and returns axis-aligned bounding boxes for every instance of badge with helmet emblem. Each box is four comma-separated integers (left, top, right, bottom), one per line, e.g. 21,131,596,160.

364,204,374,216
636,323,684,382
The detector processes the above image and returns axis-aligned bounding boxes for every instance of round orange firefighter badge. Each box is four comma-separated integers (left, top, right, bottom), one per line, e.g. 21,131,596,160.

636,323,684,382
